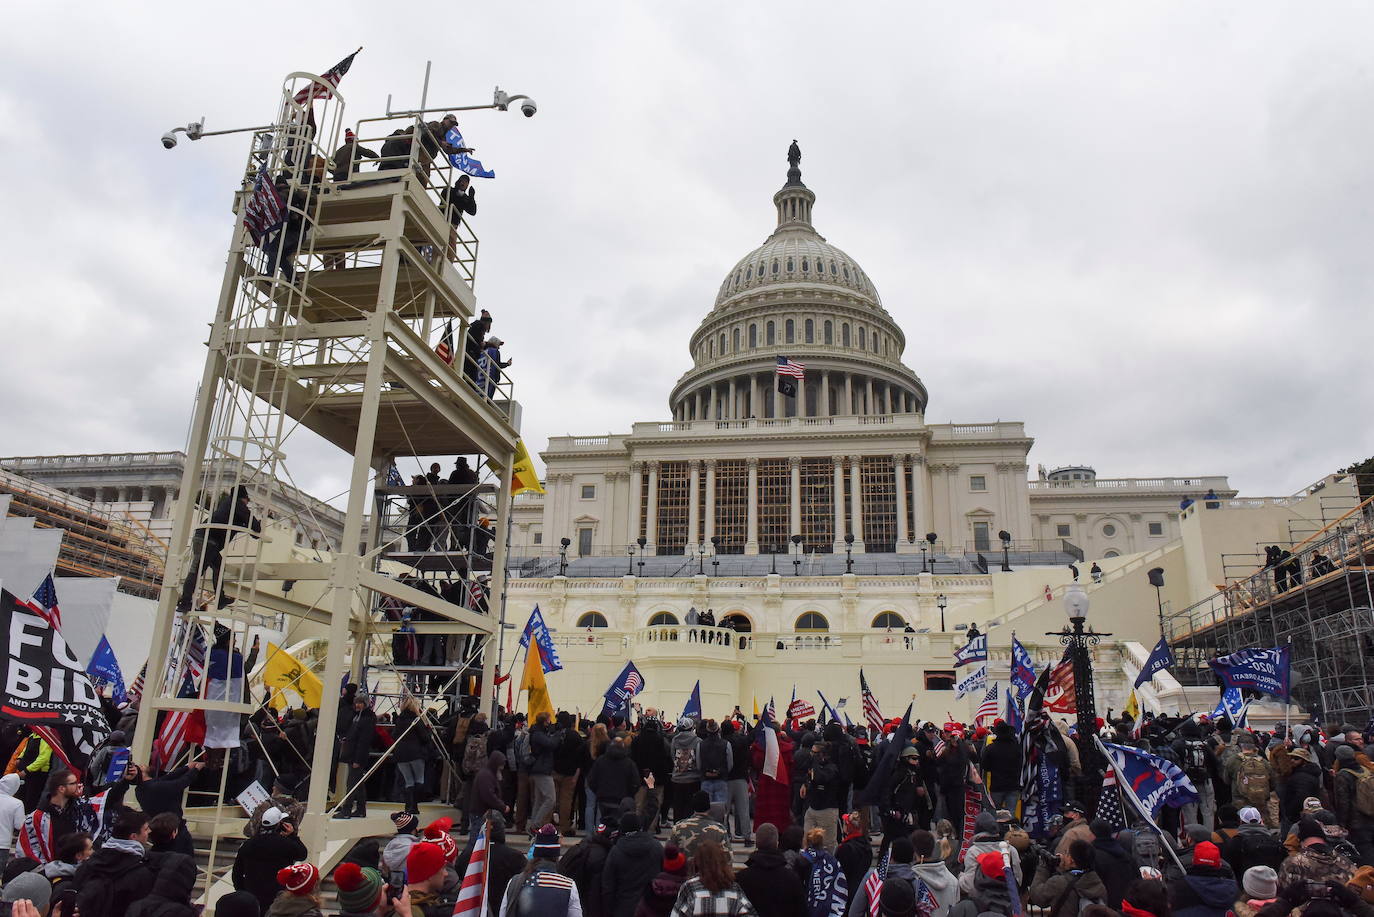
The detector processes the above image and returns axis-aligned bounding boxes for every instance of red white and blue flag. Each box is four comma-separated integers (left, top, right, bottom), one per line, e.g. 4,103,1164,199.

755,696,788,784
974,684,1000,727
151,617,208,773
452,819,489,916
26,575,61,631
860,669,883,734
243,163,285,247
600,660,644,717
292,48,360,105
776,356,805,397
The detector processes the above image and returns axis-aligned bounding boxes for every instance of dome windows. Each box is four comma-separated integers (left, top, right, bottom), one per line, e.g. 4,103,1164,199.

732,328,741,352
748,324,757,348
766,321,775,345
842,264,851,280
842,324,851,347
771,259,779,275
801,258,809,272
858,327,866,350
804,319,814,343
830,260,837,275
785,319,795,343
719,333,726,354
824,320,833,344
786,257,794,272
745,266,752,280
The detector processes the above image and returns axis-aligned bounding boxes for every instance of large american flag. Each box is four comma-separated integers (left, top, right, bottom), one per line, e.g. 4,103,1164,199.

1094,767,1127,833
452,819,489,916
864,850,889,917
775,355,806,379
860,669,883,734
974,684,1000,727
151,618,208,773
291,48,360,105
435,320,455,365
27,576,61,631
243,163,285,247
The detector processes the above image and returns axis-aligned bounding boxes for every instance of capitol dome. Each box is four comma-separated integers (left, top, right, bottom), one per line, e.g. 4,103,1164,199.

669,145,928,421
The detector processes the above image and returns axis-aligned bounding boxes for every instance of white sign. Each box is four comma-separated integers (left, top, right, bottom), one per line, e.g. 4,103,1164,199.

235,780,271,815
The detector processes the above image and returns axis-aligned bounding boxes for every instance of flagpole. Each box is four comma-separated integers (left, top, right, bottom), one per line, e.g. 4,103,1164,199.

1284,635,1292,738
1092,734,1186,875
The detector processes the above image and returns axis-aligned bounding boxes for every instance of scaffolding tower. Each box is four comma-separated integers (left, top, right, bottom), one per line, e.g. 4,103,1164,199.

129,70,521,884
1165,488,1374,723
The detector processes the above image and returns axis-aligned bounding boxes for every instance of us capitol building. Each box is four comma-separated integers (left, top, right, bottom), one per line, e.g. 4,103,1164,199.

499,146,1333,722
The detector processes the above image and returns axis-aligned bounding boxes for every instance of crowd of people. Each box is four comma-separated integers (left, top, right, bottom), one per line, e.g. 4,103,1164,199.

6,697,1374,916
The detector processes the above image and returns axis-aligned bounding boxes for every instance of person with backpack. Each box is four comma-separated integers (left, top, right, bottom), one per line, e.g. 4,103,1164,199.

1227,735,1277,827
1090,818,1135,910
510,715,534,834
74,809,158,917
1222,807,1287,883
1028,839,1109,916
720,721,753,844
1175,720,1216,829
1278,746,1324,832
559,821,615,917
528,712,561,832
603,811,664,917
1331,745,1374,865
632,843,689,917
457,714,491,831
670,719,704,826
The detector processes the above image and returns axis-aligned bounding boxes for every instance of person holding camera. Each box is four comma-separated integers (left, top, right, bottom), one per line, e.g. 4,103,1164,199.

1027,838,1108,916
333,862,412,917
801,741,842,853
232,807,307,914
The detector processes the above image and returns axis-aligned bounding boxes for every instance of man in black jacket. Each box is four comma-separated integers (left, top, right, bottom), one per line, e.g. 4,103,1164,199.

553,713,585,837
586,738,642,826
722,720,753,842
527,712,559,832
558,821,615,917
1090,818,1135,909
981,722,1024,812
601,811,663,917
176,484,261,612
463,311,491,386
74,808,156,917
802,741,843,852
736,823,807,917
630,718,671,830
336,694,377,818
231,808,308,913
129,761,205,855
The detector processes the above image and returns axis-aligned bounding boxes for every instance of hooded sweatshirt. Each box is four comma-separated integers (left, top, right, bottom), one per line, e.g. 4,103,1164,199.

126,852,200,917
602,829,665,917
736,848,807,917
912,861,959,917
587,741,641,805
670,730,702,783
959,828,1023,895
1168,866,1239,917
1028,861,1109,915
471,750,507,815
0,774,25,850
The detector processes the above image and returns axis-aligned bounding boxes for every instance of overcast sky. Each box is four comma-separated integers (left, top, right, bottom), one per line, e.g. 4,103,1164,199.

2,3,1372,504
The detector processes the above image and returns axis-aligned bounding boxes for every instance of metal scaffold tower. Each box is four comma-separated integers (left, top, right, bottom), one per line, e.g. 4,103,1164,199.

130,69,523,887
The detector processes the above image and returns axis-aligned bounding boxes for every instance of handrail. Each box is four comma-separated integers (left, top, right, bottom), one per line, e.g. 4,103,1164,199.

995,539,1179,629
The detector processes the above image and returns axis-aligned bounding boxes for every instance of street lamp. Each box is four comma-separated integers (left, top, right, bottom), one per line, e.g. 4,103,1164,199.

1050,584,1113,743
627,544,635,576
697,542,707,576
926,532,938,573
770,546,778,575
936,593,948,632
999,530,1013,572
844,532,855,574
637,536,647,577
792,534,803,576
558,537,570,576
919,543,928,574
1148,567,1167,640
711,536,720,576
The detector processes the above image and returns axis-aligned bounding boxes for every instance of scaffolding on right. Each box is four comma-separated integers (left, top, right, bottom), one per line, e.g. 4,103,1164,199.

1165,490,1374,722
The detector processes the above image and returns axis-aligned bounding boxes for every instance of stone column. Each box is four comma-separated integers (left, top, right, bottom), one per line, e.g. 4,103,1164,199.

694,389,703,421
704,459,716,545
728,379,737,420
821,370,831,416
750,375,760,420
832,455,847,552
628,462,643,544
789,456,802,539
894,453,909,547
909,456,926,541
849,454,867,552
687,460,701,548
843,373,853,415
772,377,780,419
865,378,874,415
745,457,760,554
888,383,897,416
646,461,661,554
797,374,807,418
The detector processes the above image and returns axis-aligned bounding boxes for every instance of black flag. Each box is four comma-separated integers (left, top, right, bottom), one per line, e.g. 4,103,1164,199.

777,375,796,397
0,589,110,769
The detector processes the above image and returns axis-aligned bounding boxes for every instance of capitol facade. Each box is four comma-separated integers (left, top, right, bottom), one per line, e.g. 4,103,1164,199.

495,148,1323,723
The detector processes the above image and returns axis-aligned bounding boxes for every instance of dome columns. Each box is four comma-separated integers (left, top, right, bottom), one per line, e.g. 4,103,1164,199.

672,365,925,422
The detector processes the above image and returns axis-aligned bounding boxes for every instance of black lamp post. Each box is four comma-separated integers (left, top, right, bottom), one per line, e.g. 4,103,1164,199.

697,542,706,575
999,529,1013,572
919,543,928,574
791,534,803,576
627,544,634,576
844,532,855,573
711,535,720,576
558,537,570,576
1049,585,1111,810
637,536,646,577
937,593,947,632
770,546,778,575
1148,567,1167,640
926,532,938,573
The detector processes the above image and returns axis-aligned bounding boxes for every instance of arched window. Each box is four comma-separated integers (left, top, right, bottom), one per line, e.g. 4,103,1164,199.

771,259,779,275
872,611,906,629
858,327,866,350
795,611,829,632
805,319,814,343
786,257,794,272
766,321,775,345
801,258,809,272
732,328,741,352
745,266,752,280
1104,550,1121,559
719,333,726,354
871,329,878,351
648,612,679,627
722,613,752,633
843,264,851,280
708,340,714,358
735,271,741,285
785,319,795,343
824,321,833,344
842,324,851,347
749,324,757,348
578,612,609,628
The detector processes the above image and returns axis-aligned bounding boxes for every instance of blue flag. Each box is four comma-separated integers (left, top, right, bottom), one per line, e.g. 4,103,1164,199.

1005,687,1023,736
954,633,988,668
105,747,131,785
1011,636,1037,700
817,689,840,723
445,126,495,179
86,635,127,705
517,606,563,673
1212,686,1250,728
1209,645,1291,701
682,681,702,721
1101,740,1200,816
601,661,645,717
1134,637,1176,689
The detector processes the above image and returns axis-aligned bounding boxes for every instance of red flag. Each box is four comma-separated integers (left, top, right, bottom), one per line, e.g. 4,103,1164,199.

1045,656,1076,714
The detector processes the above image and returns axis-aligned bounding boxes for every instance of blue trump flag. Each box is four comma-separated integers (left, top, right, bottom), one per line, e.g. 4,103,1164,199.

1133,637,1176,689
1212,686,1250,728
1005,686,1023,736
682,680,702,721
445,126,495,179
86,635,127,705
1209,645,1291,701
518,606,563,673
601,660,645,717
954,633,988,668
1011,636,1037,700
1100,740,1199,817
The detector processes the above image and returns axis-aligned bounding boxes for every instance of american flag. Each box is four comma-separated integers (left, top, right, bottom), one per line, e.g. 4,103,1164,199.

1044,651,1077,714
243,163,285,247
436,319,455,365
933,734,947,757
916,877,940,915
28,575,61,631
386,463,404,487
974,684,1000,727
625,670,643,693
151,619,208,773
1095,767,1127,833
125,662,147,708
775,355,805,378
466,579,485,611
601,661,645,717
860,669,883,734
452,819,489,916
291,48,360,105
864,850,890,917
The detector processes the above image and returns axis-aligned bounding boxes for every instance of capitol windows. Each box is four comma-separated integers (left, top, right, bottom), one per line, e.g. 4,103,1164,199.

772,259,779,275
1104,550,1121,558
829,260,837,275
969,475,987,492
733,328,741,352
745,267,752,280
719,333,726,354
858,327,866,350
801,258,809,272
580,484,596,499
1149,522,1164,536
824,321,833,344
577,612,609,628
648,611,679,627
795,611,829,632
785,319,795,343
766,321,775,345
842,264,851,280
786,257,794,272
1056,524,1071,537
842,324,851,347
1102,523,1117,537
924,671,957,691
749,324,757,348
872,611,906,629
805,319,814,343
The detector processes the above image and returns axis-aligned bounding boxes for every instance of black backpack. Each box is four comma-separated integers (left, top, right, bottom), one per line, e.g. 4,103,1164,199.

1181,740,1209,780
1233,828,1286,871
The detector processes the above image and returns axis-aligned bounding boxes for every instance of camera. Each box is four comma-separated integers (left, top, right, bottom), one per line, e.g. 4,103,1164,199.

520,99,537,118
161,132,178,149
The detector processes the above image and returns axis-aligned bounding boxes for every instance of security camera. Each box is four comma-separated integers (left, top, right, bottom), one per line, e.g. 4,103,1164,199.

520,98,537,118
161,132,178,149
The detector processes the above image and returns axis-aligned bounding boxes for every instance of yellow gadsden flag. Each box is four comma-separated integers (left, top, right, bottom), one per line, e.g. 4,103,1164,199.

1125,689,1140,722
520,645,555,721
511,439,545,495
262,643,324,712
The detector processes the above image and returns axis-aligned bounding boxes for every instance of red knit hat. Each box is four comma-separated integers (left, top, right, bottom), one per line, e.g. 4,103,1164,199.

1193,841,1222,869
977,851,1006,879
407,841,448,885
424,817,459,864
662,843,687,874
277,862,319,896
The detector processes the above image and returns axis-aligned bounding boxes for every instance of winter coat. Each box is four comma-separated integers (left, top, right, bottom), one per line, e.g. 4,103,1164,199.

633,869,687,917
1221,824,1286,879
471,751,507,815
0,774,24,850
1167,866,1239,917
528,724,558,776
1333,764,1374,829
554,729,587,778
725,732,751,782
126,852,200,917
393,709,427,763
135,766,198,818
340,707,377,766
74,842,157,917
560,833,614,917
980,736,1023,792
958,835,1023,895
912,862,959,917
1028,861,1108,916
835,835,871,908
671,731,703,783
699,735,733,781
265,892,326,917
486,842,526,917
587,742,642,807
1279,760,1324,821
1051,817,1095,857
603,830,665,917
1277,842,1356,892
231,830,308,913
632,727,673,784
804,760,842,811
736,848,807,917
1091,836,1135,909
848,862,923,917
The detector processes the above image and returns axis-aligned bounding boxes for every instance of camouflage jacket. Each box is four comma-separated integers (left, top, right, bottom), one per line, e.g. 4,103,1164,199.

1277,843,1356,893
669,814,731,857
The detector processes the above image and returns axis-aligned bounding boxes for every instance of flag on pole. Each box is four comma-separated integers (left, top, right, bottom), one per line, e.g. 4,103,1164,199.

243,163,286,247
755,696,787,782
974,684,1000,726
954,633,988,668
446,125,496,179
452,819,489,916
435,320,455,365
152,618,207,773
1005,687,1022,736
28,576,61,631
1019,664,1062,839
261,642,324,711
519,643,554,721
682,681,703,721
860,669,883,734
517,606,563,673
787,686,815,721
1209,646,1291,702
753,696,759,720
1133,637,1176,689
292,48,361,104
385,463,404,487
817,690,840,722
775,356,805,396
510,439,546,495
1099,741,1199,817
1125,690,1141,722
955,664,987,700
1011,636,1036,700
86,636,127,706
600,661,644,718
862,849,889,917
1094,767,1127,833
1044,651,1076,714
